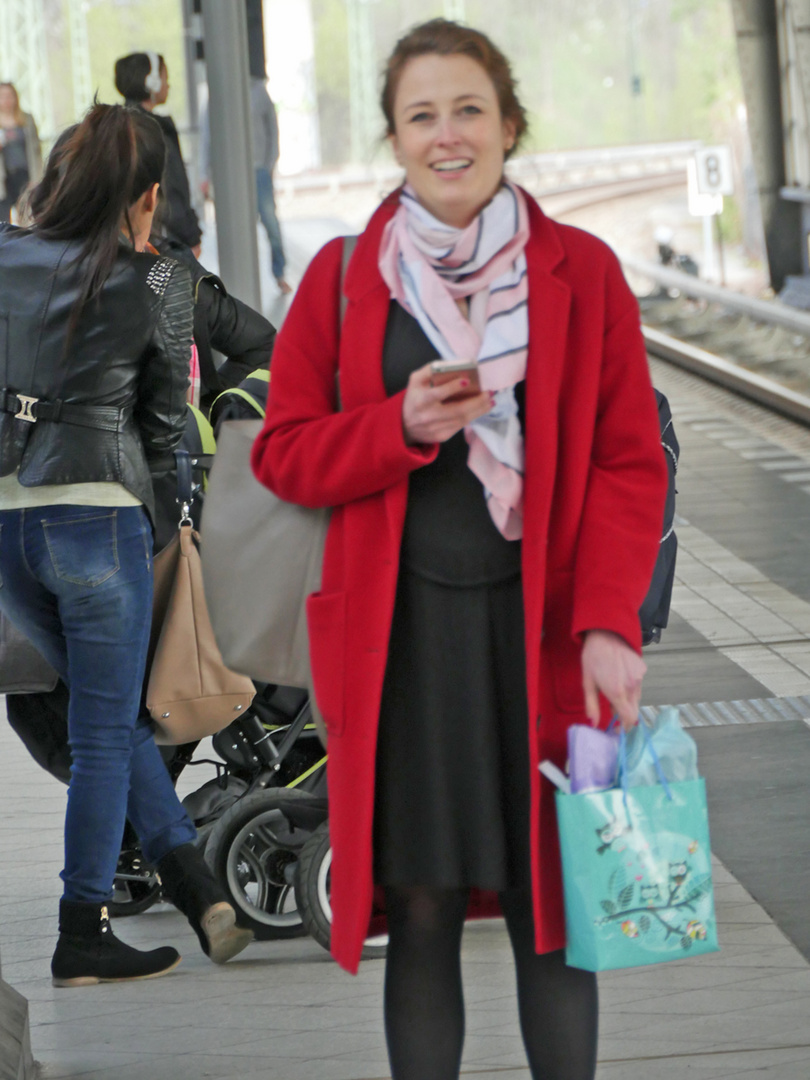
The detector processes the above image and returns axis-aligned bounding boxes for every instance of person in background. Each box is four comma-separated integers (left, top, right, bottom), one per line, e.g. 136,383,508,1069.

251,18,667,1080
0,104,251,987
200,76,291,295
0,82,42,222
114,52,202,257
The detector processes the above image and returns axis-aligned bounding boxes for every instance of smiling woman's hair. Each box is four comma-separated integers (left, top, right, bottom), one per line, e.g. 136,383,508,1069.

380,19,528,158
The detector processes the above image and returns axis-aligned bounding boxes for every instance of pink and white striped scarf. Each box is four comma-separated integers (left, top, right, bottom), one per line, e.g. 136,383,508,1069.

378,180,530,539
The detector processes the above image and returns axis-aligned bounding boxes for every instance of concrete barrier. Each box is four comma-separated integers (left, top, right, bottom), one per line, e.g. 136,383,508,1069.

0,949,35,1080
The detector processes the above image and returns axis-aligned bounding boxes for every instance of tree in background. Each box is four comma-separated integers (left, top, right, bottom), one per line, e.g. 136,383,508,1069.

35,0,744,173
312,0,744,166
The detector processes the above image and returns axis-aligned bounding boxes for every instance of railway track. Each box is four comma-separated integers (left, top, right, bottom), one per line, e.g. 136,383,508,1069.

625,262,810,428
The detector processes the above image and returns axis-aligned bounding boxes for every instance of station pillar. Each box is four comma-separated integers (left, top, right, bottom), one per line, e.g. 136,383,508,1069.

200,0,262,311
731,1,803,295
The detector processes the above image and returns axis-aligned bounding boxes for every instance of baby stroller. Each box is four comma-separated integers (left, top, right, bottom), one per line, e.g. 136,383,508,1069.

204,772,387,960
205,374,388,957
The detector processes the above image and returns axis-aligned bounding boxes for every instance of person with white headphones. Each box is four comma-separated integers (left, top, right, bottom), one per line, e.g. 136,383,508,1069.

114,52,202,257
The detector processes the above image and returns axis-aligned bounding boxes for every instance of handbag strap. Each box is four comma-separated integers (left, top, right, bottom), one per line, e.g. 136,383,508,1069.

335,235,357,413
174,449,194,525
340,235,357,324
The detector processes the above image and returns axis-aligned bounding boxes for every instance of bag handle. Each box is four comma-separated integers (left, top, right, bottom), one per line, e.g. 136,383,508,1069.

340,235,357,324
334,235,357,414
174,448,194,526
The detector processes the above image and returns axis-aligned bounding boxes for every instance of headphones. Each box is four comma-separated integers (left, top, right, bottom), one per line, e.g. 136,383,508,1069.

144,51,162,96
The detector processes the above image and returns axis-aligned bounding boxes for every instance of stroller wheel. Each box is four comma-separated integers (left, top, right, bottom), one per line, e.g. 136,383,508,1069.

295,821,388,960
205,788,315,940
109,848,162,917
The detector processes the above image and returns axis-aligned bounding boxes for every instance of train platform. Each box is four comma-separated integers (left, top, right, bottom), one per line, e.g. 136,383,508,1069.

2,356,810,1078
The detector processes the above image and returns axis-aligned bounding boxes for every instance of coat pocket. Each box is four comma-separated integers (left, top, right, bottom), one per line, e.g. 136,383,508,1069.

306,590,347,737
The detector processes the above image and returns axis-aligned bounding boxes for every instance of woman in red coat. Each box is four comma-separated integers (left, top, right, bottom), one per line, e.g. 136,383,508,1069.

252,18,667,1080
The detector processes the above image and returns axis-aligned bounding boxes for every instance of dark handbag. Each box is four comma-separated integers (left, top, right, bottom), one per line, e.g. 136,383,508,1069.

0,611,59,695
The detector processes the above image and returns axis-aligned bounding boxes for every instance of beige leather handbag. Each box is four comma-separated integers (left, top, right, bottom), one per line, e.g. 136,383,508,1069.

146,522,256,745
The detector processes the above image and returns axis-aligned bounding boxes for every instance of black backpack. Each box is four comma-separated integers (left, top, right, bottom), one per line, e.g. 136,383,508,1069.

639,389,679,645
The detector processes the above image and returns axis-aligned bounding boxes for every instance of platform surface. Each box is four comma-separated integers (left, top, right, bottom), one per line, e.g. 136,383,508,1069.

3,355,810,1078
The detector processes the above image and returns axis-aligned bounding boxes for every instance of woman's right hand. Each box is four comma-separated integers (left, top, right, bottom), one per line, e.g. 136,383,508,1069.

402,361,493,446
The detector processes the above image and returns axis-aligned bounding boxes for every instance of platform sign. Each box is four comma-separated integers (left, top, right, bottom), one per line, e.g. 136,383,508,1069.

694,146,734,197
687,158,723,217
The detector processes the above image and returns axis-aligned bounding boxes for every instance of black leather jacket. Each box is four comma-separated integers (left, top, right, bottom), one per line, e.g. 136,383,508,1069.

154,238,276,410
0,223,192,523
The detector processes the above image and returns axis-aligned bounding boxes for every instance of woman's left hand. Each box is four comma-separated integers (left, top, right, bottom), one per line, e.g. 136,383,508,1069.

581,629,646,732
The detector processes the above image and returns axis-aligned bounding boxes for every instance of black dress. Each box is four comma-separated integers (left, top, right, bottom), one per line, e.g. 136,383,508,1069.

373,302,531,891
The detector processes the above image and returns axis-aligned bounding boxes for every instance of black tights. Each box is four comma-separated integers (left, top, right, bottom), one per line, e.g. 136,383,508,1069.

383,885,598,1080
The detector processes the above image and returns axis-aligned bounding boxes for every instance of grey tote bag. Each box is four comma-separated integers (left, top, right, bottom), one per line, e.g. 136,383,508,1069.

199,419,329,690
0,612,59,694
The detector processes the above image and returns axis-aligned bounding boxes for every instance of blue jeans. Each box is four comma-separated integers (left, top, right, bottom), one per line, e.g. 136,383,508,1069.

256,166,286,280
0,505,196,903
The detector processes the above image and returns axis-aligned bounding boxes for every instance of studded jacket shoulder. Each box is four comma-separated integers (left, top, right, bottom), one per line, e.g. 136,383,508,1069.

0,223,193,523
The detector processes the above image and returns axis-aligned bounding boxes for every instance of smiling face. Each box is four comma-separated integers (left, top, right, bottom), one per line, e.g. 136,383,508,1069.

389,53,515,229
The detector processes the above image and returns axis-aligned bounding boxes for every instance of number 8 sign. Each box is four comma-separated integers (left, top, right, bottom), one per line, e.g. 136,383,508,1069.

694,146,734,197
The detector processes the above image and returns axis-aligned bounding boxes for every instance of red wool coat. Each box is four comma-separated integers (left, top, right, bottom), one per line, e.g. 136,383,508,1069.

251,189,668,974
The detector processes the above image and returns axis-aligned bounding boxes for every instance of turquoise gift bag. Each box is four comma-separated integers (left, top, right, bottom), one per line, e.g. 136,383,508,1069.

556,731,719,971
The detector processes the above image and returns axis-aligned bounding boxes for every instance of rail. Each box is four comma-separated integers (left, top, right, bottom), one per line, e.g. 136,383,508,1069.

622,256,810,337
620,254,810,425
642,326,810,428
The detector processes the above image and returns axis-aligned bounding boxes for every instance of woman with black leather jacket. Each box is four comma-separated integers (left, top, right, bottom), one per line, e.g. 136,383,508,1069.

0,104,252,987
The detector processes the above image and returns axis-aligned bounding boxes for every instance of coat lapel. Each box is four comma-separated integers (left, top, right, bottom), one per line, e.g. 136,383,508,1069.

339,195,399,409
521,201,572,719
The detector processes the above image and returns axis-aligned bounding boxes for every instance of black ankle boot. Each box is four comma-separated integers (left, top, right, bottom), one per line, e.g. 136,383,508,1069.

51,900,181,988
157,843,253,964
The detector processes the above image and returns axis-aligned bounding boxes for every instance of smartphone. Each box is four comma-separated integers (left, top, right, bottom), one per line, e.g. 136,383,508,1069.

430,359,481,402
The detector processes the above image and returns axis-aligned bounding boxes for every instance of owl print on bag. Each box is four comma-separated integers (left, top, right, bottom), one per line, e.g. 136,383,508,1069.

595,842,714,955
669,861,689,890
596,816,631,855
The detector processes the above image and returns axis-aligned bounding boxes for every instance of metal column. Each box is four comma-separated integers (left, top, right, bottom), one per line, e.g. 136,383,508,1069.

68,0,92,121
731,0,802,291
200,0,261,310
347,0,378,164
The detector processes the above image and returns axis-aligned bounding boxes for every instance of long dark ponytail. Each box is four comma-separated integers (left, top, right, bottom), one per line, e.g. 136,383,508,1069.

29,102,166,323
